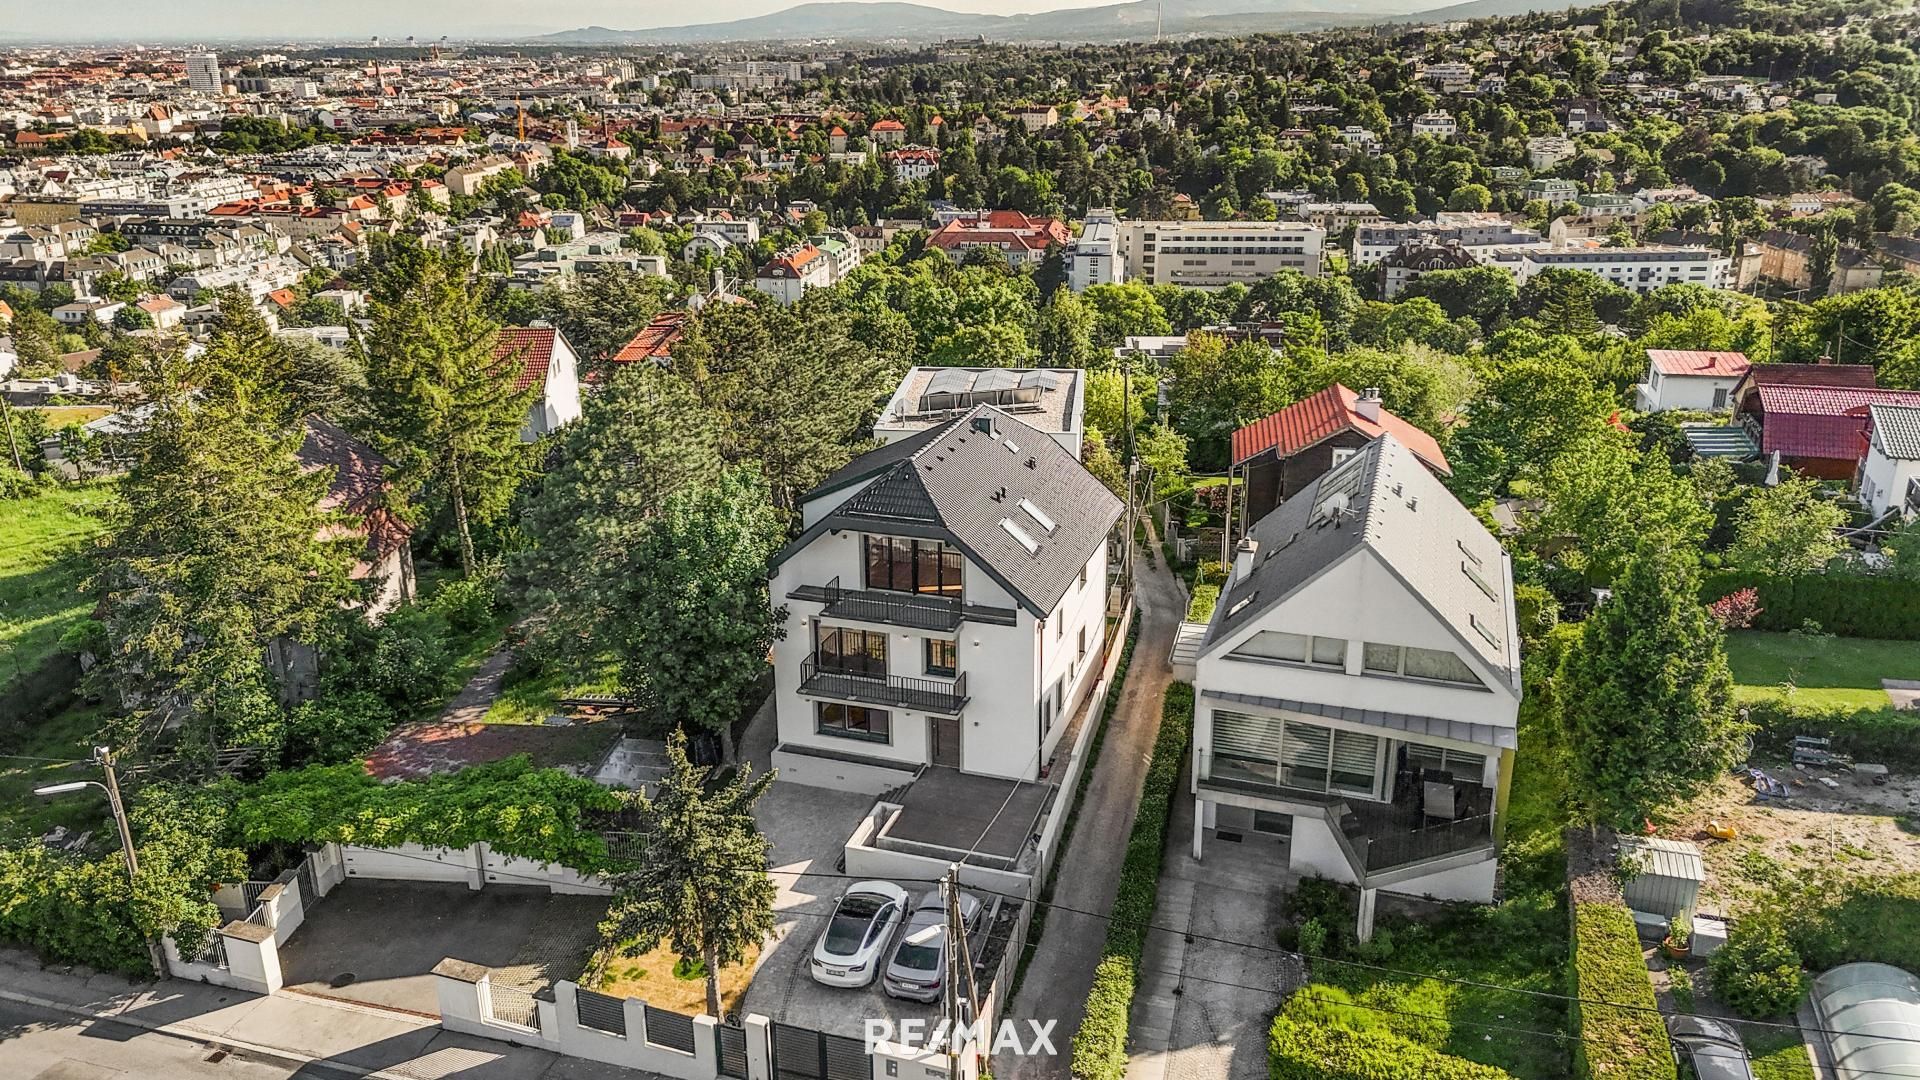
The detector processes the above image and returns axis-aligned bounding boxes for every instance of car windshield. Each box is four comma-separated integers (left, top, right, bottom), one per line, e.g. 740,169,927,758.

895,925,944,971
826,894,887,954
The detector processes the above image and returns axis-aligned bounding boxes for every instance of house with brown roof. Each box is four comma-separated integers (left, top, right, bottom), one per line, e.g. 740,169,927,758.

1634,349,1751,412
925,210,1069,269
493,326,583,440
606,311,689,375
1232,385,1450,528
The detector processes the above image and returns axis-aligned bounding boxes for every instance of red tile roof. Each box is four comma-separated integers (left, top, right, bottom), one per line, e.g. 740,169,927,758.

1753,384,1920,460
494,327,557,393
1231,384,1450,474
872,119,906,131
611,311,688,364
1647,349,1750,378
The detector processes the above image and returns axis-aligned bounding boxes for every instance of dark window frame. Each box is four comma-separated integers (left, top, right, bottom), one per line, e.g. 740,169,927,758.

863,535,963,597
924,638,957,677
816,702,892,743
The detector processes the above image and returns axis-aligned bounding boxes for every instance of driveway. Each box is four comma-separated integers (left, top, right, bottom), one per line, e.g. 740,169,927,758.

999,530,1185,1080
277,880,606,1015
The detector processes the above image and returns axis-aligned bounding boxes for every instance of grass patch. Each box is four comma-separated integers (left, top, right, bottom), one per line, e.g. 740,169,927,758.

0,701,113,844
26,405,115,427
592,937,758,1016
1744,1028,1815,1080
1725,631,1920,710
483,658,620,725
0,482,115,687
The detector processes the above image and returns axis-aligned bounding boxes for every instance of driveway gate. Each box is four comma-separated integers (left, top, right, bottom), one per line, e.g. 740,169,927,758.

772,1023,871,1080
717,1022,749,1079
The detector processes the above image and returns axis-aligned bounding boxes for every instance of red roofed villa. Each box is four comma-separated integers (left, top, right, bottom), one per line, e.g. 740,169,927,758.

926,210,1071,269
492,326,583,440
1232,384,1450,526
1634,349,1751,412
1735,381,1920,479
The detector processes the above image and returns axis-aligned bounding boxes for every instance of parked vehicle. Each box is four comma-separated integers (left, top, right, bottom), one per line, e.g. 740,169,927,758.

883,889,983,1002
1666,1015,1755,1080
811,881,909,988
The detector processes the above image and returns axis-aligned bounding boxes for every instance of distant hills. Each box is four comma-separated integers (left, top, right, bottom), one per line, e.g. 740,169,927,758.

533,0,1604,45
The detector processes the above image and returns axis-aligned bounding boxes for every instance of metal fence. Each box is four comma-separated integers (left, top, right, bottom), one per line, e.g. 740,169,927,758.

240,880,275,909
190,933,228,970
644,1004,698,1054
485,982,541,1030
717,1023,750,1079
296,854,321,909
575,988,627,1036
772,1023,872,1080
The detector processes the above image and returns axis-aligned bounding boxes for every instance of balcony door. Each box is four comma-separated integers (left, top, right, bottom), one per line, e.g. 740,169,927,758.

864,535,963,597
815,624,887,677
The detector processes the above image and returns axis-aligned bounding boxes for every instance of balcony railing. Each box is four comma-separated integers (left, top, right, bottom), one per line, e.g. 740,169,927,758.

788,577,1018,632
1196,750,1495,880
799,655,969,715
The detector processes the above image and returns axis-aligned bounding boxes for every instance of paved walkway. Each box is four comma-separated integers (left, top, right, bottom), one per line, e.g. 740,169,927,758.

0,947,652,1080
999,530,1185,1080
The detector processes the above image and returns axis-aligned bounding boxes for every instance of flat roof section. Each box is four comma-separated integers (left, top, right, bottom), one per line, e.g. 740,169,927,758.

881,766,1054,866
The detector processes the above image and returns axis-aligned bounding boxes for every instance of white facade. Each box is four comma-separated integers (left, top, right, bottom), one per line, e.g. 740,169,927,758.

1634,363,1744,412
1352,216,1544,266
1411,112,1458,140
1487,245,1731,293
1115,219,1325,288
1065,213,1127,292
186,52,223,94
1858,405,1920,520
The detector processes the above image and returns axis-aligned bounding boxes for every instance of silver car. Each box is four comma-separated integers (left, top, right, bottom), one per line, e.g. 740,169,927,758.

882,889,983,1002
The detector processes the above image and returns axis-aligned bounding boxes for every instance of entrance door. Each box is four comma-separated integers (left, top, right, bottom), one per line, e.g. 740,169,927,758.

930,715,962,768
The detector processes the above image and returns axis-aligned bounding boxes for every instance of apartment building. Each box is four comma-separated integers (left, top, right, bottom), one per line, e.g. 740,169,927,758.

767,406,1122,792
1115,219,1326,288
1064,211,1127,291
1488,244,1731,293
926,210,1070,268
1352,213,1543,266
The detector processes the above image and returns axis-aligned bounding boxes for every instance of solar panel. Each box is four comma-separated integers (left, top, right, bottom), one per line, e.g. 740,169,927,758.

925,368,974,395
1018,370,1060,390
973,369,1020,393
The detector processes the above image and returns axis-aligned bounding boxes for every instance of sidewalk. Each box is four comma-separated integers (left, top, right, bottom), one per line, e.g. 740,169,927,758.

0,947,652,1079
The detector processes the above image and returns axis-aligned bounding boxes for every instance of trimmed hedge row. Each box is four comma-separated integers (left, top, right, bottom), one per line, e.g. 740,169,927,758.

1070,681,1195,1080
1569,903,1676,1080
1267,1015,1516,1080
1745,697,1920,771
1699,571,1920,640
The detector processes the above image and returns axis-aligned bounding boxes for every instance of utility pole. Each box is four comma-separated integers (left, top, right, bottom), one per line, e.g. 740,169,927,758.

941,863,962,1080
35,746,164,976
1,396,24,473
1121,356,1138,582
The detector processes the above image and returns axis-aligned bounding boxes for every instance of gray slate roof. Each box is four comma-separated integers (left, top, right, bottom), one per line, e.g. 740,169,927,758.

1203,433,1520,692
1871,403,1920,461
776,405,1122,618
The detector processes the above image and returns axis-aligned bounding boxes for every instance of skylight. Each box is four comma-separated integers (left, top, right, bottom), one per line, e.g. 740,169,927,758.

1018,497,1057,534
1470,612,1503,649
1004,439,1021,455
1000,517,1040,555
1462,560,1498,602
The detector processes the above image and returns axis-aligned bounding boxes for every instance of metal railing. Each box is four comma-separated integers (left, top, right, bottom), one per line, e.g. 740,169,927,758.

645,1004,698,1053
798,655,968,714
1345,811,1495,873
575,987,627,1036
485,982,540,1030
788,577,1017,631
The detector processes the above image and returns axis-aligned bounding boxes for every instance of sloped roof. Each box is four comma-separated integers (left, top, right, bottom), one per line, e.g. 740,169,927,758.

1231,384,1450,475
776,406,1122,617
1754,385,1920,460
1870,404,1920,461
1734,362,1877,398
1647,349,1750,378
493,327,558,392
611,311,687,364
1204,433,1518,692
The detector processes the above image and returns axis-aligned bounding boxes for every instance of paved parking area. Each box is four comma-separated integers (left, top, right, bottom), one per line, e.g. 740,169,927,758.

278,880,606,1015
739,780,947,1036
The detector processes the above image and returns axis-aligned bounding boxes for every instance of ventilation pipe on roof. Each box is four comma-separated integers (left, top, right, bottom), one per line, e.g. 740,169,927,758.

1355,387,1383,423
1233,538,1260,585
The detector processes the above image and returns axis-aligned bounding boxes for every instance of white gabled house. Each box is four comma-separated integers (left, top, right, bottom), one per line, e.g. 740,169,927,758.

1857,403,1920,521
1183,434,1522,939
768,406,1122,793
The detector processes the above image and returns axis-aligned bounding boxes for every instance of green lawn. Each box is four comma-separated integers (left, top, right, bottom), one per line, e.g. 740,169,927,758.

0,483,116,687
1745,1028,1816,1080
1725,630,1920,709
0,701,112,844
482,659,620,725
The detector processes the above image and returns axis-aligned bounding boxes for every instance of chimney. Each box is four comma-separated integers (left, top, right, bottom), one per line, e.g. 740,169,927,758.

1815,353,1834,366
1355,387,1383,423
1233,538,1260,585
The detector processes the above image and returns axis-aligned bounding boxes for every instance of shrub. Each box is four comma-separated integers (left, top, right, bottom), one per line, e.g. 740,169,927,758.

1743,697,1920,772
1071,682,1194,1080
1187,583,1220,622
1267,1014,1516,1080
283,690,398,767
1708,916,1808,1018
429,563,502,635
1298,918,1328,959
1569,903,1676,1080
1697,571,1920,640
343,606,458,713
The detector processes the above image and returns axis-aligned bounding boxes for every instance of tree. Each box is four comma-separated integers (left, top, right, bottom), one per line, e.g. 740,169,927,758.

1727,475,1848,575
1558,547,1743,829
606,467,786,761
1445,346,1616,503
928,322,1033,367
1165,333,1291,469
358,239,533,575
545,265,678,368
600,730,776,1017
1135,422,1191,501
1082,428,1126,496
112,305,153,331
1034,289,1101,368
1084,367,1155,447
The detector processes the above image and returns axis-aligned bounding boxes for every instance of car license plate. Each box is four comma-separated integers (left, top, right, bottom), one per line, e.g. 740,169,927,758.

821,965,846,977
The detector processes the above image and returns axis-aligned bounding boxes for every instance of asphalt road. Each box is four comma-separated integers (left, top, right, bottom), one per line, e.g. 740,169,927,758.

0,997,314,1080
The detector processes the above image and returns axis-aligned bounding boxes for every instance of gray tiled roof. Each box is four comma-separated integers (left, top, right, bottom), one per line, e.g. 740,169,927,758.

1872,403,1920,461
1203,434,1519,691
779,405,1122,618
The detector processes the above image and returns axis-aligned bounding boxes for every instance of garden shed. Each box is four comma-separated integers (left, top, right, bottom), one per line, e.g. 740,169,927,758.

1810,962,1920,1080
1617,837,1703,918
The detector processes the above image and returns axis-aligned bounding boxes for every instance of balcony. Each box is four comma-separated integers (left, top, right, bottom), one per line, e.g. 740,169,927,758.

1197,750,1495,885
788,577,1018,632
799,655,969,715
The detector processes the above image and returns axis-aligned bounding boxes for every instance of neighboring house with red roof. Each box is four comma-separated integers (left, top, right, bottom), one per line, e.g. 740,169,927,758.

605,311,689,375
925,210,1070,268
493,326,583,440
1730,360,1877,411
1232,385,1451,527
869,118,907,146
1736,382,1920,480
754,243,831,303
1634,349,1751,412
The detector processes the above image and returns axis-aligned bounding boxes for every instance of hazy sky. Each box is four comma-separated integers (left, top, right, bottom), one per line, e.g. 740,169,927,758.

2,0,1223,41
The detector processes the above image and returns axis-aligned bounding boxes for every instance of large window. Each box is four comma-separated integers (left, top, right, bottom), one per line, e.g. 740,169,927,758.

1209,711,1382,798
864,536,963,597
924,638,957,677
817,703,891,743
815,625,887,677
1229,631,1347,669
1361,642,1483,688
1403,743,1487,784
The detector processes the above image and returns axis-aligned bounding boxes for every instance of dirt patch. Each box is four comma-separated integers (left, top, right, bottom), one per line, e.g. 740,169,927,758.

364,715,624,778
1659,769,1920,916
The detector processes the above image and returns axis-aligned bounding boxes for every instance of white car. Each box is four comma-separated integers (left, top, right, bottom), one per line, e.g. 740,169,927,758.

810,881,909,988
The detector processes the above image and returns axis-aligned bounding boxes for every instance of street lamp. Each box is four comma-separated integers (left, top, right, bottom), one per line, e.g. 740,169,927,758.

36,746,164,976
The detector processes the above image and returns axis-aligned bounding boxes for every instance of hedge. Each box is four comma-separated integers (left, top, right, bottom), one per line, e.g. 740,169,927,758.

1267,1015,1516,1080
1744,697,1920,771
1569,902,1676,1080
1070,681,1194,1080
1699,571,1920,640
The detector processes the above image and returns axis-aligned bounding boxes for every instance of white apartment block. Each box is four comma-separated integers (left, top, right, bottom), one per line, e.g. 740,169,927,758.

1411,112,1458,139
1526,136,1577,171
1352,214,1544,266
1115,219,1326,288
1064,212,1127,292
1487,244,1731,293
186,53,223,94
768,406,1121,792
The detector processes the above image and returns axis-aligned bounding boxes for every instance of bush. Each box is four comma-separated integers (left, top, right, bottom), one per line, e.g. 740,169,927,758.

1071,682,1194,1080
429,565,502,635
1743,697,1920,771
1187,583,1220,622
1569,903,1676,1080
1267,1014,1516,1080
283,690,398,767
338,607,459,714
1698,571,1920,640
1298,917,1328,958
1708,916,1808,1018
